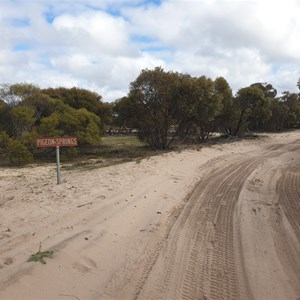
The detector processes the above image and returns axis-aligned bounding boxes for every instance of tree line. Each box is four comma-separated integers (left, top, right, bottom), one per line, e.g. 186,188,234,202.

0,84,111,163
113,67,300,149
0,67,300,163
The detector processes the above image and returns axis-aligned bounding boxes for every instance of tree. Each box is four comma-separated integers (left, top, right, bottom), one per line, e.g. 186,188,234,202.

214,77,236,136
0,100,10,133
250,82,277,99
112,96,137,129
0,83,44,137
170,74,198,140
192,76,224,142
42,87,102,112
0,131,10,149
96,101,113,133
281,92,300,128
38,112,63,137
3,138,33,164
128,67,195,149
59,107,101,144
21,93,55,122
38,105,101,145
233,86,271,136
128,67,172,149
42,87,111,132
0,83,39,106
265,99,289,131
10,105,35,138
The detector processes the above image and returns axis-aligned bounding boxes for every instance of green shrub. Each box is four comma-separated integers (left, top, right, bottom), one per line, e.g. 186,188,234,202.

60,147,79,161
0,131,10,148
5,139,33,164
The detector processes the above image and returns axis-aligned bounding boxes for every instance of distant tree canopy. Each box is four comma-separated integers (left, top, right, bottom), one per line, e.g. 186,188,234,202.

0,70,300,163
42,87,112,132
0,83,110,164
0,83,39,106
112,71,300,149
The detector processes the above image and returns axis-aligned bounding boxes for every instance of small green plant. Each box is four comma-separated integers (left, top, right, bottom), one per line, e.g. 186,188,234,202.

28,243,54,264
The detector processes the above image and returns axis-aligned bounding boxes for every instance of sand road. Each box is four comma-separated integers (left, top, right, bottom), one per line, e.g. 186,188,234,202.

0,132,299,300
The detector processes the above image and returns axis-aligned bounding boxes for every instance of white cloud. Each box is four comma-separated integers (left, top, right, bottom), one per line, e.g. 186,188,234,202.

124,0,300,94
0,0,299,101
53,11,135,56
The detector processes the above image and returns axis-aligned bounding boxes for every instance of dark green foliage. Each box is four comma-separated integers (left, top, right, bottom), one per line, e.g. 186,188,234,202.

129,68,208,149
264,99,288,131
42,87,112,132
112,96,138,129
0,83,39,106
192,76,224,142
42,87,102,112
22,93,56,122
4,139,33,164
0,76,299,164
281,92,300,128
60,147,79,161
228,85,272,136
128,67,186,149
10,105,35,137
215,78,236,136
38,106,101,145
250,82,277,99
0,131,9,145
127,69,236,148
0,83,105,164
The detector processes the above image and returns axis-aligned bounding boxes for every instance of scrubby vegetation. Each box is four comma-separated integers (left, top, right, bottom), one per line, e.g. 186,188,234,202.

0,70,299,164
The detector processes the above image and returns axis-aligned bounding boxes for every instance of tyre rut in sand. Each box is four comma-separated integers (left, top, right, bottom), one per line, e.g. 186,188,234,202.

135,155,265,300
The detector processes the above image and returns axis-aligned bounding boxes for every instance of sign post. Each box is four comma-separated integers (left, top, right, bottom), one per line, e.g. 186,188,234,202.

56,146,61,184
36,137,78,184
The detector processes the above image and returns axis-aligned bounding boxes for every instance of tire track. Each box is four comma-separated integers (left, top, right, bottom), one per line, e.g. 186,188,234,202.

136,156,265,300
277,161,300,242
131,142,296,300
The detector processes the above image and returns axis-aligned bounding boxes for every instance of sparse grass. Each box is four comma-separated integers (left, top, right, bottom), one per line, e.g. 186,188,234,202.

1,130,283,169
95,135,147,158
63,135,156,171
101,135,144,147
28,245,54,264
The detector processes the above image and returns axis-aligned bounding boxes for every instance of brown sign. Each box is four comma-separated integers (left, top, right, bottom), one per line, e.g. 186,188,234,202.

36,137,78,148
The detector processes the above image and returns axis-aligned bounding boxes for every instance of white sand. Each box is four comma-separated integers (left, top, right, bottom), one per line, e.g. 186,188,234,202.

0,131,299,300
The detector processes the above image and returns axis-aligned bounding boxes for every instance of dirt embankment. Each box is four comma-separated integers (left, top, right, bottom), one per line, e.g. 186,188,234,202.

0,132,300,300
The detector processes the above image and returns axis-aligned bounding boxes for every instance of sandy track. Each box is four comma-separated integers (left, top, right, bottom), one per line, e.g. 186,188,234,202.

0,132,300,300
278,160,300,242
130,157,263,300
121,138,300,300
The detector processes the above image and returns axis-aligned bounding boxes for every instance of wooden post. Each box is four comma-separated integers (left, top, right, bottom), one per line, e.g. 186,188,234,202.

56,146,60,185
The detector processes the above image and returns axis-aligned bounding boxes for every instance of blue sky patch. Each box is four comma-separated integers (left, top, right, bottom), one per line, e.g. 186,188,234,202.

11,18,30,27
272,65,280,74
141,45,172,53
104,6,122,17
13,44,31,52
131,34,157,44
44,10,56,24
143,0,161,6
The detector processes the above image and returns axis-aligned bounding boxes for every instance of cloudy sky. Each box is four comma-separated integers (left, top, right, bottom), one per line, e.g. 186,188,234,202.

0,0,299,101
